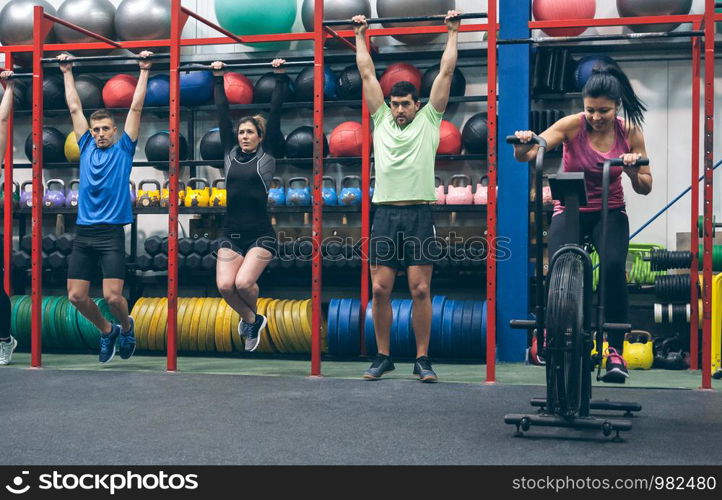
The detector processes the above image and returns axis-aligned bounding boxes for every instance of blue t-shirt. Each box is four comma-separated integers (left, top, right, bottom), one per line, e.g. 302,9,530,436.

77,130,136,226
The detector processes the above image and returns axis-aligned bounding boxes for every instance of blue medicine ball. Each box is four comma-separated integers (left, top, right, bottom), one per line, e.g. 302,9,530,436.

180,70,214,106
574,55,617,92
145,74,170,107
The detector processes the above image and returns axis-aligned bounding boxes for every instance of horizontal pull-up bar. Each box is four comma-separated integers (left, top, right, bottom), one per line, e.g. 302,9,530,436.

41,53,170,63
179,60,313,72
8,73,33,79
499,29,704,45
323,12,487,26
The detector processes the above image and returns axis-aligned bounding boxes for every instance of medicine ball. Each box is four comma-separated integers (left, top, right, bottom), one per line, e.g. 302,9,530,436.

24,127,67,164
144,74,169,107
461,113,488,154
0,79,26,109
285,126,328,169
329,121,363,158
200,128,224,163
574,55,617,91
379,63,422,97
294,66,338,102
180,70,214,106
438,120,462,155
224,72,254,105
75,74,104,109
102,74,137,108
23,74,65,110
253,72,295,104
336,64,363,101
420,65,466,98
144,131,189,169
64,131,80,162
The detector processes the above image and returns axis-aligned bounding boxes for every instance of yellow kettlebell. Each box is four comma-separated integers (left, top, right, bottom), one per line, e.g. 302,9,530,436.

624,330,654,370
591,338,609,368
137,179,161,208
160,180,186,208
210,178,226,207
184,178,210,207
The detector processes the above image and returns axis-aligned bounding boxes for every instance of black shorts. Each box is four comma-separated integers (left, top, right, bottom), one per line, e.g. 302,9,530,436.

67,225,126,281
218,228,277,257
370,204,441,269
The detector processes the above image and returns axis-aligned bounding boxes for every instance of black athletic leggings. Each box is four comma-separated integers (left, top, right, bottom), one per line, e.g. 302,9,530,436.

547,209,629,352
0,237,10,339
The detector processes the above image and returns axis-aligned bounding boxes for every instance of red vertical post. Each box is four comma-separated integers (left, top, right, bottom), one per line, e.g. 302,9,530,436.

3,53,14,297
310,0,325,376
31,6,49,368
359,32,371,357
689,21,701,371
485,0,498,383
701,0,714,390
167,0,182,372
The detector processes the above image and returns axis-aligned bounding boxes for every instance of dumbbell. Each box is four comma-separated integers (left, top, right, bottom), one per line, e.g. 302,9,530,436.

193,237,211,256
42,234,57,253
20,234,32,253
201,253,216,270
47,251,67,270
186,252,202,269
136,254,153,272
178,254,186,269
12,250,30,270
144,236,164,256
209,239,222,254
179,238,195,256
295,239,313,269
153,253,168,271
161,237,169,254
56,233,74,255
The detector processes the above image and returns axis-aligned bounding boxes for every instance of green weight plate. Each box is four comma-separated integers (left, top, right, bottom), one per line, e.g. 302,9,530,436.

18,296,31,348
10,296,22,342
42,296,60,351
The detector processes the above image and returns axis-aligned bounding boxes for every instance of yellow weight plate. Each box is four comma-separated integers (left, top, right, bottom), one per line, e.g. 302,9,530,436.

214,300,227,354
229,308,240,351
151,298,168,352
184,298,200,352
136,297,153,351
225,302,238,353
144,298,159,352
195,298,209,352
205,298,220,352
256,298,274,353
283,300,301,353
291,300,308,352
266,299,285,353
271,299,290,353
278,300,296,353
189,297,205,352
176,298,190,352
131,298,147,350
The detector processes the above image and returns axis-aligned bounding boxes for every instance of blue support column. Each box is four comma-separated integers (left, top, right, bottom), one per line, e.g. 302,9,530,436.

497,2,531,361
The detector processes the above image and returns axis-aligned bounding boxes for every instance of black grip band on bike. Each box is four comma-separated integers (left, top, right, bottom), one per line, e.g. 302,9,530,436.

603,322,632,332
603,158,650,167
505,135,547,148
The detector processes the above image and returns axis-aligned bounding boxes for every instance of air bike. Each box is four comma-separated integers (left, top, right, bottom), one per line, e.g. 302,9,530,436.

503,134,645,441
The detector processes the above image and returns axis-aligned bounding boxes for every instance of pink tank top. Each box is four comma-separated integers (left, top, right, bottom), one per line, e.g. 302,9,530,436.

553,113,629,215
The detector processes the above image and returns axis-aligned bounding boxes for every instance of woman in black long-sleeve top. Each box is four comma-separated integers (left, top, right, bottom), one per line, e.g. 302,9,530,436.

211,59,286,352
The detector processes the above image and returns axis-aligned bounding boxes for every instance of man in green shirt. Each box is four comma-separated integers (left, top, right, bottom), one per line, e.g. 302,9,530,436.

354,10,461,382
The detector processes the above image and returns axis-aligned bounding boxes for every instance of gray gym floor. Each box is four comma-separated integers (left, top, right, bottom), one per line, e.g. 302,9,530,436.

1,358,721,465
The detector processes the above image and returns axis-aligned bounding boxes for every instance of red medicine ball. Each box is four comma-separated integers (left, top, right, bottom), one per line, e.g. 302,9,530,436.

224,72,254,105
437,120,462,155
102,74,138,108
379,63,422,97
329,121,364,157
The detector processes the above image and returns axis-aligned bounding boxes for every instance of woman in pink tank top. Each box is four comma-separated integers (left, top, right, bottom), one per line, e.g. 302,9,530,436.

511,60,653,383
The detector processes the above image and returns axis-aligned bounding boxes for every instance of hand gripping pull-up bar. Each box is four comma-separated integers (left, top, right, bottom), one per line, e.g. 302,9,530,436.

323,12,487,26
178,60,313,72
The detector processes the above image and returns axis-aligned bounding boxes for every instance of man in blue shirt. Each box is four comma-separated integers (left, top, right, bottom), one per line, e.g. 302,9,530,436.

60,51,153,363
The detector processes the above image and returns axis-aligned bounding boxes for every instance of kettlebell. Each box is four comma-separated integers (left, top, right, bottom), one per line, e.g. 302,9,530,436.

623,330,654,370
653,336,687,370
435,176,446,205
65,179,80,208
43,179,66,208
0,181,20,208
210,178,227,207
160,180,186,208
130,181,137,207
286,177,312,206
19,181,33,208
370,176,375,200
322,176,338,206
446,175,473,205
473,175,489,205
137,179,161,208
591,338,609,368
184,178,211,207
339,175,362,206
267,177,286,207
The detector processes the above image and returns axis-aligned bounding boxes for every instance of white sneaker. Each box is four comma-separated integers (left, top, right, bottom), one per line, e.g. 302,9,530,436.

0,336,18,365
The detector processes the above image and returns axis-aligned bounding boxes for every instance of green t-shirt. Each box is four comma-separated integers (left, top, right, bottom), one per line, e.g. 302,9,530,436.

371,102,443,203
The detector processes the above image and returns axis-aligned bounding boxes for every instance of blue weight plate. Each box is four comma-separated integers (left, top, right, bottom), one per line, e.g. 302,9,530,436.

397,299,413,359
348,299,361,356
441,299,456,359
405,299,416,359
430,295,445,357
451,299,465,358
327,299,339,355
364,299,375,356
481,300,488,361
461,300,474,359
390,299,402,356
471,300,483,358
338,298,352,355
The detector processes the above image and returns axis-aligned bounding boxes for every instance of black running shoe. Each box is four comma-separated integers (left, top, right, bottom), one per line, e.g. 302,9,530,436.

413,356,438,383
363,354,395,380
